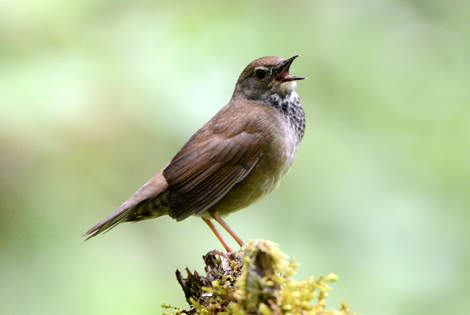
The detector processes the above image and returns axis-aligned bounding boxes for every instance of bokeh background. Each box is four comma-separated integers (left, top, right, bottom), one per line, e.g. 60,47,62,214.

1,1,469,314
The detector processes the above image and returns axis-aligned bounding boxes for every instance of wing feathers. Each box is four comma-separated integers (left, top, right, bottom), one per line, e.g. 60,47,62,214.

164,131,262,221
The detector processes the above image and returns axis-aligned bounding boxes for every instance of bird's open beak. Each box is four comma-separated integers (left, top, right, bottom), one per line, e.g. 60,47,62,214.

275,55,306,82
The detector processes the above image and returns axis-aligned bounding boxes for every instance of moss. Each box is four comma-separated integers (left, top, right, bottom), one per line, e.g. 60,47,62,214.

164,240,357,315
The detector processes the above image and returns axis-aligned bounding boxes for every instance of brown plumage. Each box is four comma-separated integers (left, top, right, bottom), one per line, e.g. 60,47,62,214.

83,55,306,251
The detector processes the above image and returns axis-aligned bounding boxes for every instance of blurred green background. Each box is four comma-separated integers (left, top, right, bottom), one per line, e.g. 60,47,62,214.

1,1,469,314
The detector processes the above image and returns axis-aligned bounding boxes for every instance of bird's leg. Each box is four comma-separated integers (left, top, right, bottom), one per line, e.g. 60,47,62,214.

202,218,233,252
211,213,245,247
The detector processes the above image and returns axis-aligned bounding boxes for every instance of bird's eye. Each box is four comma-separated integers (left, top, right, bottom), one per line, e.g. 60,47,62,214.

254,68,268,80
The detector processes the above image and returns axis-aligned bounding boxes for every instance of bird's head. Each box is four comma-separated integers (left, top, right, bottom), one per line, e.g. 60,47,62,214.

234,55,305,102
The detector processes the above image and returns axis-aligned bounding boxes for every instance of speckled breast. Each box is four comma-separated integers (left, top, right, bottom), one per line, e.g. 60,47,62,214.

207,98,304,217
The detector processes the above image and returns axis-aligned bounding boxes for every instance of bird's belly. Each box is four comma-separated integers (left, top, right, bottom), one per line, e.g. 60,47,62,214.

209,128,298,217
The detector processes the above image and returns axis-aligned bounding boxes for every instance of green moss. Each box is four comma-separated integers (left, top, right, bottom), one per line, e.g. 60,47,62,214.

165,240,357,315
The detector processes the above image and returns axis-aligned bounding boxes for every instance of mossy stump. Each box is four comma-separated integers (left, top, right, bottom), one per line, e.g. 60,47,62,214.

163,240,356,315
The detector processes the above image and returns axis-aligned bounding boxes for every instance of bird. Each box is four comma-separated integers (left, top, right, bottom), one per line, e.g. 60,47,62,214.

83,55,306,252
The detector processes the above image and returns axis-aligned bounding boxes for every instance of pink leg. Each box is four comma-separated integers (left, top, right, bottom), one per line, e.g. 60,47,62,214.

211,213,245,247
202,218,233,252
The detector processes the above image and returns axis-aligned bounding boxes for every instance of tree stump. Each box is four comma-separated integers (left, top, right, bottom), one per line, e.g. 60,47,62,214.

163,240,356,315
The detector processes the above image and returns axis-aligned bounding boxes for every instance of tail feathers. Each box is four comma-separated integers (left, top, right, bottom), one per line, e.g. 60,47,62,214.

82,201,137,240
82,171,169,240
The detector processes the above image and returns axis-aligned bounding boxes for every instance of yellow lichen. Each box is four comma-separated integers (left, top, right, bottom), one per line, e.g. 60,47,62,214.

165,240,358,315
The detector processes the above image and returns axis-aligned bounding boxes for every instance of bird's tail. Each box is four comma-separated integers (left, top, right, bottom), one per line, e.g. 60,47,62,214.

82,171,170,240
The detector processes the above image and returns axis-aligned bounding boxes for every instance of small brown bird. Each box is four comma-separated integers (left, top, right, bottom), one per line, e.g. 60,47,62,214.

83,55,305,252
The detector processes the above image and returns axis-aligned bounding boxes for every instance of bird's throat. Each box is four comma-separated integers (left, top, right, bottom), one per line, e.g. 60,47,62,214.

268,91,306,143
279,81,297,95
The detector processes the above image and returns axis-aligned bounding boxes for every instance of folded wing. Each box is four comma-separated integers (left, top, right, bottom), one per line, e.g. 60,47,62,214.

164,130,262,221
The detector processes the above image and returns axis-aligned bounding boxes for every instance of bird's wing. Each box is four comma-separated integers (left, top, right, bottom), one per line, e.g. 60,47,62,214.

163,130,262,221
